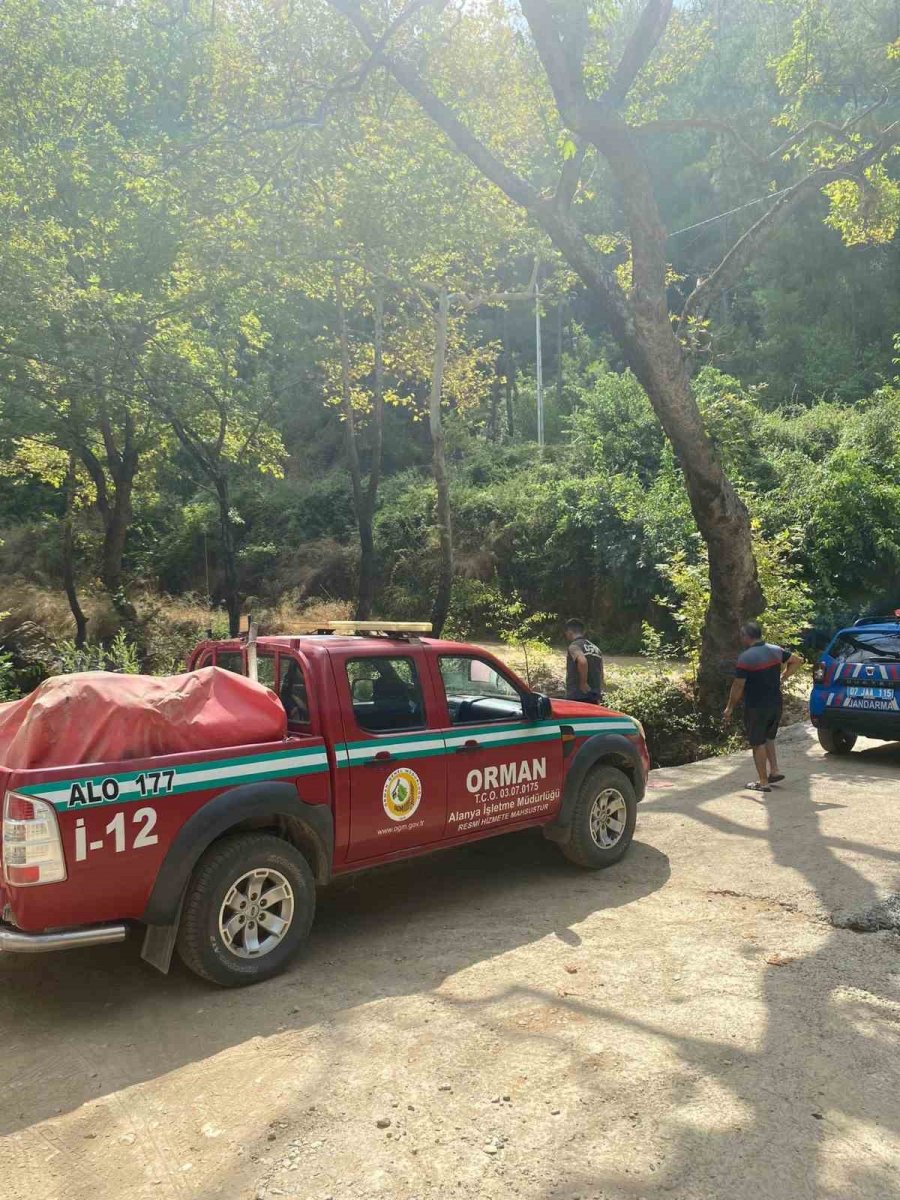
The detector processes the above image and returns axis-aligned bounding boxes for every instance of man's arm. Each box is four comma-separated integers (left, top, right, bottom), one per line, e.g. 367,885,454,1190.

569,646,589,693
723,676,745,722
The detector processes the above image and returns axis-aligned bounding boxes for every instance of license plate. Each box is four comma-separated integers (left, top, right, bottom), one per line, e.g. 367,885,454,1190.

845,696,898,711
847,686,895,700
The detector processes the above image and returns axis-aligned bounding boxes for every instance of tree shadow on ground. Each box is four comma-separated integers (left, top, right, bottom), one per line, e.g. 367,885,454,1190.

527,736,900,1199
182,736,900,1200
0,830,670,1136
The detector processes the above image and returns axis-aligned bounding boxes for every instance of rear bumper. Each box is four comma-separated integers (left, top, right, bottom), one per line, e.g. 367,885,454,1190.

812,708,900,740
0,922,128,954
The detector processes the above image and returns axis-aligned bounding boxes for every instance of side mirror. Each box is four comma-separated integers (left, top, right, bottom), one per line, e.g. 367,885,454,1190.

522,692,552,721
351,678,373,704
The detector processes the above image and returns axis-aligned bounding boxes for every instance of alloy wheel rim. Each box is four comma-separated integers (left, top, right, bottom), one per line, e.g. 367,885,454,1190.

589,788,627,848
218,867,295,959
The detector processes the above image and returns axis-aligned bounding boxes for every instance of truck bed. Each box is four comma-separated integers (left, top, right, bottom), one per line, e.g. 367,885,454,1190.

1,733,331,933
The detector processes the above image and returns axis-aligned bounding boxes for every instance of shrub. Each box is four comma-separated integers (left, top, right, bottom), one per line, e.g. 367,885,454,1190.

0,650,18,702
608,670,701,767
49,629,141,675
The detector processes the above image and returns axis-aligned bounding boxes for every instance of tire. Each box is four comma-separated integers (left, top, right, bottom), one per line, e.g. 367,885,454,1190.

559,765,637,869
176,832,315,987
817,727,858,755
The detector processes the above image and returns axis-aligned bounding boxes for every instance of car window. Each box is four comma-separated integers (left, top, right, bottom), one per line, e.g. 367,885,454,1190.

830,631,900,664
439,655,524,725
215,650,244,674
346,656,424,733
279,657,311,727
257,652,277,691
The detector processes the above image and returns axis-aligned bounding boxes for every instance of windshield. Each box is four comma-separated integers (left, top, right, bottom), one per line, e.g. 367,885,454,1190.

829,631,900,664
439,656,520,701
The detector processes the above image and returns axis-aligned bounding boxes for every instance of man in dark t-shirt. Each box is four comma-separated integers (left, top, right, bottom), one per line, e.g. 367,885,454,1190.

564,618,604,704
724,621,803,793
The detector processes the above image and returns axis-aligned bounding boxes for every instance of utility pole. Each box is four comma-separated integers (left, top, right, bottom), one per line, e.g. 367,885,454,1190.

535,287,544,449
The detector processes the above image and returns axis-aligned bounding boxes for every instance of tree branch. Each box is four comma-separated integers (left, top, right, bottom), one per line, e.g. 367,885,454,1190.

632,117,760,162
634,90,891,167
766,93,890,162
330,0,543,214
327,0,630,333
97,410,122,474
553,142,586,211
518,0,584,126
605,0,673,107
679,126,900,331
75,441,110,518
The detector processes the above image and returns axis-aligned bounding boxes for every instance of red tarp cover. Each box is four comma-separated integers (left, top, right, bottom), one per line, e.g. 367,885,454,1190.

0,667,287,770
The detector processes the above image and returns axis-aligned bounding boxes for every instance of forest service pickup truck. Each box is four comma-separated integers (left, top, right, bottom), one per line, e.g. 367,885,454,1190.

0,624,649,986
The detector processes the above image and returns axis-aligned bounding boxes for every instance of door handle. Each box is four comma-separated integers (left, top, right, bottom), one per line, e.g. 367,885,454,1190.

365,751,393,766
454,739,480,753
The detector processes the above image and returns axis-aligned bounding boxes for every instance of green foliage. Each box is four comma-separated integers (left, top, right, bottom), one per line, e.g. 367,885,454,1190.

49,630,141,676
654,528,814,672
654,548,709,680
0,651,19,702
0,0,896,705
444,579,551,686
609,669,743,768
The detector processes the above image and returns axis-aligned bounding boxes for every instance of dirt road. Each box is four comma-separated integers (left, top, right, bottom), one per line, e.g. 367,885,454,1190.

1,726,899,1200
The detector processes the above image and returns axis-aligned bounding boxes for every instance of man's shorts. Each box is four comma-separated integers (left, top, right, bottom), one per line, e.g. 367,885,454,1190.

744,702,782,748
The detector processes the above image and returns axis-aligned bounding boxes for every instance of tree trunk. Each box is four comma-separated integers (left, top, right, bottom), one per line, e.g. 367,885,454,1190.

62,458,87,647
556,301,564,409
215,475,241,636
330,0,763,708
502,321,515,438
429,291,453,636
621,299,760,709
77,409,139,614
100,474,138,626
357,284,385,619
335,274,380,620
100,499,130,597
488,354,502,442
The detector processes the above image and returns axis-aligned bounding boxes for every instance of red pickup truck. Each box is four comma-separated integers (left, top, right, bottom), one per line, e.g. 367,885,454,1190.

0,625,649,986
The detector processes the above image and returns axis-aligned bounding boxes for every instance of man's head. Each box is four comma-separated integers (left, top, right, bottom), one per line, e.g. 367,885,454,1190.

740,620,763,648
564,618,585,644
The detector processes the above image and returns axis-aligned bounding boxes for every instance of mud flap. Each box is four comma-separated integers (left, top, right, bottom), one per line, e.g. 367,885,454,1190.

140,894,184,974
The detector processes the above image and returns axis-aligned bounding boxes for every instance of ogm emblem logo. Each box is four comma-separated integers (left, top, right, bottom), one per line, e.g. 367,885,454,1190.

382,767,422,822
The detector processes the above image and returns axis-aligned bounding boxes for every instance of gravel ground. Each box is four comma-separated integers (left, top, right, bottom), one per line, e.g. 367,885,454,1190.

1,725,899,1200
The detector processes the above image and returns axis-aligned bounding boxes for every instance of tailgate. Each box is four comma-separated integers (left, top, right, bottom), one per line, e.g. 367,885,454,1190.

830,661,900,712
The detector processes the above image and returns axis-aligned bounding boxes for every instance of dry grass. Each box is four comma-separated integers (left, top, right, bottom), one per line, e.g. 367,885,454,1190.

0,583,357,650
256,595,354,633
0,580,119,645
485,638,688,696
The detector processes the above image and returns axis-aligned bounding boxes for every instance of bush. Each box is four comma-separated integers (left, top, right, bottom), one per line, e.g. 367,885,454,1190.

608,669,743,768
0,650,18,701
608,670,700,767
49,629,141,675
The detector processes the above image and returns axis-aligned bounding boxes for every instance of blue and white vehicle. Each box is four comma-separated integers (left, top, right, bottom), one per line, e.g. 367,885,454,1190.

809,614,900,754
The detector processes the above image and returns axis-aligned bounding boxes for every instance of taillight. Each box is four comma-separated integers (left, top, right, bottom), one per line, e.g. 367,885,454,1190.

813,661,826,683
2,791,66,887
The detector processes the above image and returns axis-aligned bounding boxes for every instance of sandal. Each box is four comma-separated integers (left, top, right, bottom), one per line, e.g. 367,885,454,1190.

746,781,771,793
768,773,785,784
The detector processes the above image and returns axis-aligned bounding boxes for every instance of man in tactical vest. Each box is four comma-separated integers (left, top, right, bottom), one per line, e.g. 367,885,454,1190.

564,619,604,705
